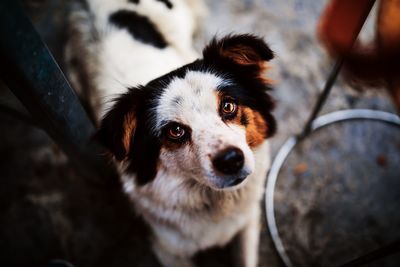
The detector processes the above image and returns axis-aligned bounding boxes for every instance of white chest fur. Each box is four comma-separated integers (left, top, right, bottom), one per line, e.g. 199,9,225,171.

121,141,270,256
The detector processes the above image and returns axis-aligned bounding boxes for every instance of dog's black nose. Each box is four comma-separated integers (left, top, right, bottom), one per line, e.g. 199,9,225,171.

212,147,244,174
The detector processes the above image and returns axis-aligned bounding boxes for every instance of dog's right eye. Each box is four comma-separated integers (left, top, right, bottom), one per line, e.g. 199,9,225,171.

163,122,190,142
168,124,185,139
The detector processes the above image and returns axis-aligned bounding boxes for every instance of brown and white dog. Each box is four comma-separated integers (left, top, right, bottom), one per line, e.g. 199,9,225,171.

66,1,276,266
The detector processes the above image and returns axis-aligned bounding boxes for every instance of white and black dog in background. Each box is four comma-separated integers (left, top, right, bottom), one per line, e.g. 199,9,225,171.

66,0,276,266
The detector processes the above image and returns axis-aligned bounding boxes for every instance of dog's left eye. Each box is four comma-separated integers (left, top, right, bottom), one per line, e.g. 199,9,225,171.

222,101,236,114
220,98,238,119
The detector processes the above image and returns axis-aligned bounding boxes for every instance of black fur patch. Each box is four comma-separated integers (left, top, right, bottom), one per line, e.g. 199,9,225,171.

109,10,167,48
128,0,140,4
95,87,164,185
155,0,173,9
127,110,162,185
240,112,249,126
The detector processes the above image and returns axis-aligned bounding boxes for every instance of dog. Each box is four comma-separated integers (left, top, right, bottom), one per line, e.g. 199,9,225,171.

66,1,276,266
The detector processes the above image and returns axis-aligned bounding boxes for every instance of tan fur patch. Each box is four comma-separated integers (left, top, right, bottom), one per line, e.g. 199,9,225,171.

232,106,244,125
221,45,262,66
221,45,274,85
258,62,275,85
243,107,268,148
122,112,136,153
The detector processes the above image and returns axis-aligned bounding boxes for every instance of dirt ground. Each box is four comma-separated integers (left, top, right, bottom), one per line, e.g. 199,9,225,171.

1,0,399,267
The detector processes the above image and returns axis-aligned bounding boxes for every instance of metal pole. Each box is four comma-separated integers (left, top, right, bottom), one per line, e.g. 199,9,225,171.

298,58,343,139
0,0,117,184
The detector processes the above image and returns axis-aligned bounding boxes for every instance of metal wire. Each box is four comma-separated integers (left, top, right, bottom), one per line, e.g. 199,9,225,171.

265,109,400,267
299,59,344,139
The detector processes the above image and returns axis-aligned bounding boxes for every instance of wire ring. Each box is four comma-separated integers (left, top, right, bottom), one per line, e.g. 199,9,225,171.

265,109,400,267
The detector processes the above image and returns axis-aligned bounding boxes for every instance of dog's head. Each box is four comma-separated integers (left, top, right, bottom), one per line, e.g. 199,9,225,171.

96,34,276,190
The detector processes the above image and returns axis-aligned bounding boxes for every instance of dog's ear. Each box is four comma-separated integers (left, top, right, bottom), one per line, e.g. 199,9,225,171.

202,34,274,68
95,88,142,161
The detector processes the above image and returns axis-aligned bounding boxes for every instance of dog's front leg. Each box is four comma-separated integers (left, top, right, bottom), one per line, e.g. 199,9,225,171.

236,208,261,267
153,241,194,267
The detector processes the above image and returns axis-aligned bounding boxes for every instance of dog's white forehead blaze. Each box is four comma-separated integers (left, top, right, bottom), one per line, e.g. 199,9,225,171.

153,70,256,188
155,71,231,131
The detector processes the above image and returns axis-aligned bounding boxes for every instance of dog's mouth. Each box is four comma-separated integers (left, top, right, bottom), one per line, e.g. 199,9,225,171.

222,175,247,188
206,170,250,190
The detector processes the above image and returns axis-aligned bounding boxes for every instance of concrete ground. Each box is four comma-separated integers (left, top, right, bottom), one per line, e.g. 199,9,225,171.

0,0,399,266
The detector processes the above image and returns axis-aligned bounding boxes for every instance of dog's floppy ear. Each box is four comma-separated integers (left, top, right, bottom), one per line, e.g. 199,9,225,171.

95,88,142,161
202,34,274,68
